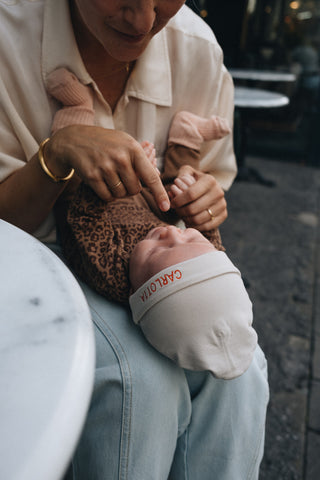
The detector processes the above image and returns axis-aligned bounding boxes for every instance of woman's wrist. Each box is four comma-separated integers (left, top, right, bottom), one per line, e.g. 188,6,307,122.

38,137,74,183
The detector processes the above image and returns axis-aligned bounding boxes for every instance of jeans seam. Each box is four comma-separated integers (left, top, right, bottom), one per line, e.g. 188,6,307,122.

90,305,133,480
185,428,190,480
247,417,265,480
247,355,270,480
177,427,190,480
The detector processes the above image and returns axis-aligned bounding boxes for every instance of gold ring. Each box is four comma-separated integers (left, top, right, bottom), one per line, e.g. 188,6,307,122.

110,180,123,189
207,208,215,219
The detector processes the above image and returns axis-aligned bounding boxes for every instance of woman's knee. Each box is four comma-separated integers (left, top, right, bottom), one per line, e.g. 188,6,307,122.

94,311,191,420
87,289,192,426
89,308,192,478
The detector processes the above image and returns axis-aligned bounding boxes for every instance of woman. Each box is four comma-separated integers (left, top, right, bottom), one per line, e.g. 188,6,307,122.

0,1,269,479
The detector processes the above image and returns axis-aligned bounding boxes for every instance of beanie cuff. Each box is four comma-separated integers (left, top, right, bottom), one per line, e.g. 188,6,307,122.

129,251,240,325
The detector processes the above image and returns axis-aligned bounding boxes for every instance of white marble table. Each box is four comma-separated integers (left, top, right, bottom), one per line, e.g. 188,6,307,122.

234,86,289,109
0,220,95,480
229,68,296,83
233,87,289,186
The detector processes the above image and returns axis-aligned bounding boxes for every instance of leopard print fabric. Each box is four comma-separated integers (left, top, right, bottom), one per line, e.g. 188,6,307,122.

56,184,168,303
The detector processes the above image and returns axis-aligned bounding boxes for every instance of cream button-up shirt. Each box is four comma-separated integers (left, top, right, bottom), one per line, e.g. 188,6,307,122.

0,0,236,242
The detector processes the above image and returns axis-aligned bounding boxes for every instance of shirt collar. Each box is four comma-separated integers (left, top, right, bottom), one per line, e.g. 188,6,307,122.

126,31,172,107
42,0,90,85
42,0,172,107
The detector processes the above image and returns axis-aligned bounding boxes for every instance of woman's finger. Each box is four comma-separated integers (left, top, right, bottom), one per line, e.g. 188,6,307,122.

109,179,127,198
88,178,114,203
176,186,227,228
173,184,224,217
183,198,228,230
133,146,170,211
49,126,169,208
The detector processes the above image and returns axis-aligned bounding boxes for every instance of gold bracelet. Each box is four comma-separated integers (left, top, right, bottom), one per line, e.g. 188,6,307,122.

38,138,74,183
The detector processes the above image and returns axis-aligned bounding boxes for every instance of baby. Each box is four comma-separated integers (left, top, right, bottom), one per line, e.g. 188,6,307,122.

129,225,257,379
47,68,229,303
46,68,257,379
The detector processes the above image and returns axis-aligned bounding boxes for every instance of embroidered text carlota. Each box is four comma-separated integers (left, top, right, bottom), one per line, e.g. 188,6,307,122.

140,270,182,302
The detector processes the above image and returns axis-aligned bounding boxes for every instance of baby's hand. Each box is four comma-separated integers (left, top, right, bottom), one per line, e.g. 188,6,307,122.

140,141,159,174
169,173,196,199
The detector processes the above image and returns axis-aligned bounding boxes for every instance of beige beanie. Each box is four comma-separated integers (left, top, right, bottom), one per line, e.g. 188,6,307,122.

129,251,257,379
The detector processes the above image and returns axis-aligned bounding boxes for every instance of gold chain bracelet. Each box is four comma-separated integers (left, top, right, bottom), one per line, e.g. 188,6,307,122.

38,138,74,183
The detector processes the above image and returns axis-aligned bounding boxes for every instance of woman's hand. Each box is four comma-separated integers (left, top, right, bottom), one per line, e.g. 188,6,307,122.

45,125,170,211
169,165,227,231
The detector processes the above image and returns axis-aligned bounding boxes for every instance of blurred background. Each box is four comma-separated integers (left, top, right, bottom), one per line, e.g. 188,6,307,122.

187,0,320,166
186,2,320,479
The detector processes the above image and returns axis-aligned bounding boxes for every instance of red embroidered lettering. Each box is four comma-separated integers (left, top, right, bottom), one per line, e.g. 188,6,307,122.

140,292,146,303
140,269,183,303
161,275,169,285
175,270,182,279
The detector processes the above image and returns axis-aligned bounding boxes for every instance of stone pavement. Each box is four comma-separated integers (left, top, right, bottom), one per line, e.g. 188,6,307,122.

219,155,320,480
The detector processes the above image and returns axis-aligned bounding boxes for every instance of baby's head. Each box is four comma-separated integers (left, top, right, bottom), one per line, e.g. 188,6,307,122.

129,225,216,291
129,226,257,379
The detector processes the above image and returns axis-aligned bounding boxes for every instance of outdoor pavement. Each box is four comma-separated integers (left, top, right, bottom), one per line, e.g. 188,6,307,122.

219,154,320,479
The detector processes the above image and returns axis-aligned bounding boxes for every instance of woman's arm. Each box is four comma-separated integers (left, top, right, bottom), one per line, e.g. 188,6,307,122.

0,125,170,234
0,152,68,234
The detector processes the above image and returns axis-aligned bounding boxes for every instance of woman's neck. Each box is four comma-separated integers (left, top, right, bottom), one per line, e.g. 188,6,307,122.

68,0,133,110
69,0,129,78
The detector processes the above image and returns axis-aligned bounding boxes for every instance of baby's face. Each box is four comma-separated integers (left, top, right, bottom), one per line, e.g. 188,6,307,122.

129,226,216,291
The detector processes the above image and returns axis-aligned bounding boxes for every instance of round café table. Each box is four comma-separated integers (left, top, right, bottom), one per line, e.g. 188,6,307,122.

234,86,289,109
229,68,296,83
0,220,95,480
233,86,289,186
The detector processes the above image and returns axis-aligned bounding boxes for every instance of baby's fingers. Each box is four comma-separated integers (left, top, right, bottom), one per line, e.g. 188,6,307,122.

170,184,184,197
170,173,196,199
174,174,196,191
140,141,159,173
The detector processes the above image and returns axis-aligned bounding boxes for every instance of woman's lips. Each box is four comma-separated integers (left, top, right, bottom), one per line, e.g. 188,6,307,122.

116,30,147,44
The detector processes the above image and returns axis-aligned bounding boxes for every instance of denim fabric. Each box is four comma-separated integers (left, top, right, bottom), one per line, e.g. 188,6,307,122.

72,280,269,480
49,245,269,480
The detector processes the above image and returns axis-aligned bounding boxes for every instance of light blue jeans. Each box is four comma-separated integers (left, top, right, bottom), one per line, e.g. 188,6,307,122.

67,278,269,480
50,244,269,480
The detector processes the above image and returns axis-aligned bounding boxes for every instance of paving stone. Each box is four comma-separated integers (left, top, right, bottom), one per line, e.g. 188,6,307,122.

259,390,307,480
312,335,320,381
308,380,320,432
305,431,320,480
220,155,320,480
313,250,320,336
